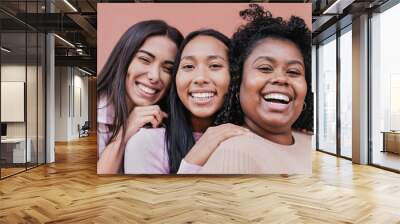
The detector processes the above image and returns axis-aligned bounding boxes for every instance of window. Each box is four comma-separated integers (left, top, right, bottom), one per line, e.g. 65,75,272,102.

317,35,337,154
370,2,400,171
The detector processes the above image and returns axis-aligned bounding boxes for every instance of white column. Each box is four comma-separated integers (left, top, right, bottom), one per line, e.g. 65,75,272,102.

352,14,369,164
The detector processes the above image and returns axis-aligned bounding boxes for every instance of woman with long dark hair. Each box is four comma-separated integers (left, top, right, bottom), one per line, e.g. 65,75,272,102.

97,20,183,174
124,29,248,174
199,5,313,174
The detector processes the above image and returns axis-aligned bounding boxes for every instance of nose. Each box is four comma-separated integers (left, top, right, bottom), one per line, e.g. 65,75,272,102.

147,65,161,84
193,66,210,86
271,69,289,86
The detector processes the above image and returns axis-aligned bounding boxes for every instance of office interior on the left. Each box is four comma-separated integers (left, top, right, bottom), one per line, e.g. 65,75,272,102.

0,3,46,178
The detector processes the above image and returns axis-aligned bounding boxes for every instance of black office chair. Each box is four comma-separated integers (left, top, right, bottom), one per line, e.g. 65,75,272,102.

79,121,90,138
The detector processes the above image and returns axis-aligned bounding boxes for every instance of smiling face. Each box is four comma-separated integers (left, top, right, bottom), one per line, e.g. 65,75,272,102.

125,35,177,107
240,37,307,136
176,35,230,120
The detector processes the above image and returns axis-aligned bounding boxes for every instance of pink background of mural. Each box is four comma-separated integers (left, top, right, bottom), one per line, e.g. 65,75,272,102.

97,3,311,72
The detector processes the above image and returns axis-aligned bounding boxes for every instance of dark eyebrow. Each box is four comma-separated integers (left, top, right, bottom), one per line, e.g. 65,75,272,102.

253,56,304,68
137,50,155,58
181,55,226,61
181,55,195,61
164,61,174,66
208,55,226,61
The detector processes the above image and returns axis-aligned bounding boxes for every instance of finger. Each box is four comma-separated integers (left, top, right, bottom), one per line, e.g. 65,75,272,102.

136,115,159,128
136,106,162,116
214,123,248,133
140,108,166,124
216,128,247,142
135,105,161,112
161,111,168,118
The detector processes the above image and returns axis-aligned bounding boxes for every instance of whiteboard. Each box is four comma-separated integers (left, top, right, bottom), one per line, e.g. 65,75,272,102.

1,82,25,122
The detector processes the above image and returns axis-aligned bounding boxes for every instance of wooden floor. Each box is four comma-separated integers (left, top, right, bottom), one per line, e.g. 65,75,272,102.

1,135,400,223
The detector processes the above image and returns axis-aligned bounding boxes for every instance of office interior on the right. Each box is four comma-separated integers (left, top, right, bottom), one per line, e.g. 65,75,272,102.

313,0,400,172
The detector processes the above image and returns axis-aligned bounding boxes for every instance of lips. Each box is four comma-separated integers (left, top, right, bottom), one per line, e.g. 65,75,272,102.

136,82,160,96
262,92,293,112
189,90,216,105
263,93,292,104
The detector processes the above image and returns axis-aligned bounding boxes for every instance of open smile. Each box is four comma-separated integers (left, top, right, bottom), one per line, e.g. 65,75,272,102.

189,91,216,105
135,82,160,96
262,92,293,111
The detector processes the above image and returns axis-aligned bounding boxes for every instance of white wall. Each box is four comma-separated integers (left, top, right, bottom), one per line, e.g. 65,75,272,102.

54,66,89,141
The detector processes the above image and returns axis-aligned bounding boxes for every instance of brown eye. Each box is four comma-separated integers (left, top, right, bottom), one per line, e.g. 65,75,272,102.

138,56,151,64
209,63,223,70
287,69,302,77
181,64,194,71
257,66,273,73
163,67,173,75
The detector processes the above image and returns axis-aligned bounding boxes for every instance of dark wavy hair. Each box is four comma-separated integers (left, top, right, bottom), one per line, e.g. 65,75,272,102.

215,4,313,132
97,20,183,146
165,29,231,173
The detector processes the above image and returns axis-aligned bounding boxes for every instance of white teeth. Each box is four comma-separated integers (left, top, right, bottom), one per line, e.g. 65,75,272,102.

190,92,215,98
264,93,290,103
137,83,157,95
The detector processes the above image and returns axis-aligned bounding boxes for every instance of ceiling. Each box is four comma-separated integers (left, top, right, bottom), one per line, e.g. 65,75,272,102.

0,0,392,74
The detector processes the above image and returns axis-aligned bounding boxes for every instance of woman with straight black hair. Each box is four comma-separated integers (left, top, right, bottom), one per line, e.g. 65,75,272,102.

124,29,248,174
97,20,183,174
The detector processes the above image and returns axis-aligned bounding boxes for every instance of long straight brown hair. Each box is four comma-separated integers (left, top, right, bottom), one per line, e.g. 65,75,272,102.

97,20,183,146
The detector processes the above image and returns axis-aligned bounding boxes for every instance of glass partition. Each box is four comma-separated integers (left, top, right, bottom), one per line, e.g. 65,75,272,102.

0,1,46,179
1,30,28,177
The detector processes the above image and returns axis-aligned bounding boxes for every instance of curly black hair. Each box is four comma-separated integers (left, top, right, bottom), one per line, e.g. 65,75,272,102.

214,4,313,132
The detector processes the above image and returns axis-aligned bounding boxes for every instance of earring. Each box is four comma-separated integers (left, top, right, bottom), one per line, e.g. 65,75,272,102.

302,102,307,111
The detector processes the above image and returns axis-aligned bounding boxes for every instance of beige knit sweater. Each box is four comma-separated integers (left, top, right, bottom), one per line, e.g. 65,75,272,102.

199,131,312,174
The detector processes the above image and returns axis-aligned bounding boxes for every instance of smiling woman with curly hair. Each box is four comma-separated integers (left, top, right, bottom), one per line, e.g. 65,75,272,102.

199,4,313,174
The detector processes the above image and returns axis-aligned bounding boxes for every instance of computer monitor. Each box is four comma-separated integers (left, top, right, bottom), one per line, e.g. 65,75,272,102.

1,123,7,137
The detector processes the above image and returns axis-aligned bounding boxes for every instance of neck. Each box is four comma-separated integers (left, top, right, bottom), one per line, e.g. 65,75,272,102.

243,117,293,145
191,115,213,133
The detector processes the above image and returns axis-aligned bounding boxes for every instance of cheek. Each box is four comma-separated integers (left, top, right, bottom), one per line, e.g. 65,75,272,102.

160,74,172,90
125,72,134,90
241,74,262,95
294,79,308,102
175,73,189,98
216,70,231,93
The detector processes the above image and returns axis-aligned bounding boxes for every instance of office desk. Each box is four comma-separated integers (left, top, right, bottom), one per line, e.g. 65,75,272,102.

1,138,31,163
382,131,400,154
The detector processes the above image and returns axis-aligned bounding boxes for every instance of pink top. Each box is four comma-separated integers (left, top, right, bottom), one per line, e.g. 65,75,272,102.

199,131,312,174
97,96,115,159
124,128,203,174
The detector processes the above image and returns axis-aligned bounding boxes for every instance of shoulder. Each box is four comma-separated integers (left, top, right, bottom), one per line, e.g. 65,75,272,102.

292,131,312,147
208,133,262,159
219,133,264,150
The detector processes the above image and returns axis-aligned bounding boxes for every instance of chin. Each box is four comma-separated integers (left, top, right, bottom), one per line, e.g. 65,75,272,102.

260,117,291,129
132,97,157,106
191,110,217,119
